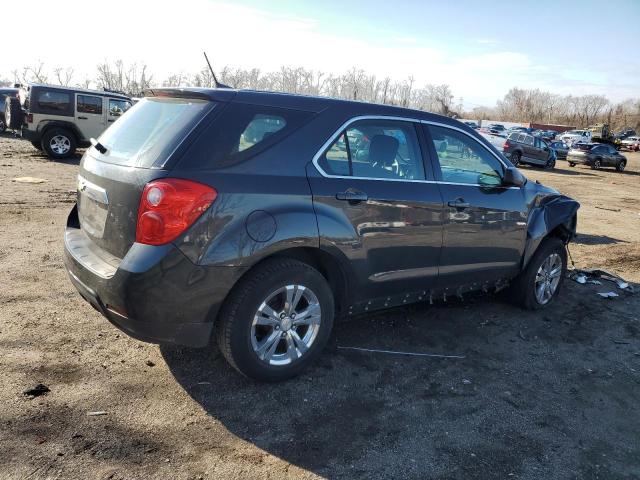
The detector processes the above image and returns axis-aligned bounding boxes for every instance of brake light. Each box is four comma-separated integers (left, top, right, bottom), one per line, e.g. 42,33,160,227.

503,140,510,151
27,114,33,123
136,178,217,246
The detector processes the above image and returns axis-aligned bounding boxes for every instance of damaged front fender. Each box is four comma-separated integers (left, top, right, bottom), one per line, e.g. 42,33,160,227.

523,194,580,268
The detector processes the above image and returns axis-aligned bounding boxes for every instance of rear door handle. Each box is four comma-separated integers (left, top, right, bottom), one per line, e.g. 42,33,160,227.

448,199,470,209
336,190,368,203
78,116,88,120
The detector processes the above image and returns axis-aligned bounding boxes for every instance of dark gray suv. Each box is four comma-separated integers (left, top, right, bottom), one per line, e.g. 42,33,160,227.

64,88,579,381
503,132,557,169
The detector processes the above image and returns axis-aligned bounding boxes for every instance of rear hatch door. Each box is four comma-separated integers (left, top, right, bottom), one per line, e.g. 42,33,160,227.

76,92,220,259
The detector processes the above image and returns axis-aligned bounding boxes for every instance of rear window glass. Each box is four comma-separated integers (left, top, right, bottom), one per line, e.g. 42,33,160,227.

95,97,211,168
179,103,314,169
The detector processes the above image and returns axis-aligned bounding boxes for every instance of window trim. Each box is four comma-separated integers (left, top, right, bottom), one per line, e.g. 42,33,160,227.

312,115,518,188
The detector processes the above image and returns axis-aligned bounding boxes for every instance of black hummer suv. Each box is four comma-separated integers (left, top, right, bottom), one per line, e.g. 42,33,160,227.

64,88,579,381
502,131,557,169
4,84,131,159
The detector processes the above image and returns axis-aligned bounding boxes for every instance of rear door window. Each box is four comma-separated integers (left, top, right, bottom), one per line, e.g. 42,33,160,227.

318,119,425,181
108,98,132,117
77,95,103,114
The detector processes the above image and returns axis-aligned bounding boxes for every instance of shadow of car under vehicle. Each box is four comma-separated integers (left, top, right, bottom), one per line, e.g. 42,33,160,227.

159,292,596,477
573,233,628,246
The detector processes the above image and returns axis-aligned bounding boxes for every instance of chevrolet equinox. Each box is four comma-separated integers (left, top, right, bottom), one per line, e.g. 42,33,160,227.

64,88,579,381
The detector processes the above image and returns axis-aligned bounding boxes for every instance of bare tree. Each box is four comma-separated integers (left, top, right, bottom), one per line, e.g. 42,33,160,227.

54,66,74,86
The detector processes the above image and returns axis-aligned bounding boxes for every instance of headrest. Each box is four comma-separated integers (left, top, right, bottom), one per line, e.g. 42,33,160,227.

369,135,399,166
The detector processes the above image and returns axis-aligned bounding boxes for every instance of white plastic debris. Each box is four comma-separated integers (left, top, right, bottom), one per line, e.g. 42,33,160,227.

597,292,619,298
12,177,47,184
86,411,108,416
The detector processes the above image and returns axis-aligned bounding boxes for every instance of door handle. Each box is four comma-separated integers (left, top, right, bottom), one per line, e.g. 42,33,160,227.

448,198,470,209
78,116,88,120
336,190,368,203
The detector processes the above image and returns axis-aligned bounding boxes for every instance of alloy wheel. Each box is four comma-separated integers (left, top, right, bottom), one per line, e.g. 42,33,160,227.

251,284,322,366
50,135,71,155
534,253,562,305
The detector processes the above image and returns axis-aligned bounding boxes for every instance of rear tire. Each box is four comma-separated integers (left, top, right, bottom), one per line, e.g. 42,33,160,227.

511,151,521,166
615,160,626,172
568,162,576,167
591,158,601,170
4,97,24,129
41,128,76,160
216,259,335,382
545,158,556,169
510,237,567,310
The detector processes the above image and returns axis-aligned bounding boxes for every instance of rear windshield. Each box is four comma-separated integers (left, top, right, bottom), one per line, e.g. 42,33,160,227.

95,97,212,167
573,144,592,151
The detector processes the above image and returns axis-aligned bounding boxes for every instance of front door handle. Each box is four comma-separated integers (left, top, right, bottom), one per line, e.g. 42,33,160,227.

448,198,470,209
336,190,368,203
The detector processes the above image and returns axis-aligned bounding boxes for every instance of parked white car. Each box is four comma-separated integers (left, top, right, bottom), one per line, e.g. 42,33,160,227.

620,136,640,151
557,130,591,146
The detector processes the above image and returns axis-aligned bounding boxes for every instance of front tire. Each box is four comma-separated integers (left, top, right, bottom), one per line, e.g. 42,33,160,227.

615,160,626,172
591,158,601,170
41,128,76,160
510,237,567,310
568,162,576,167
216,259,335,381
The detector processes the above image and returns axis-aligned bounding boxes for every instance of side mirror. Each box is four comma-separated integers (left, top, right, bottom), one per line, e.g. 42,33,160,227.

503,167,526,187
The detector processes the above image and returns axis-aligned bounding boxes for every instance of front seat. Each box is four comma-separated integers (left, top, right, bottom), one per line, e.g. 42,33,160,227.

368,134,399,178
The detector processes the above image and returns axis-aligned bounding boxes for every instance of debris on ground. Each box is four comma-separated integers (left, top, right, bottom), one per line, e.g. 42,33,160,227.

12,177,47,184
337,346,466,359
569,268,635,295
145,360,155,367
597,292,619,299
22,384,50,398
86,411,108,416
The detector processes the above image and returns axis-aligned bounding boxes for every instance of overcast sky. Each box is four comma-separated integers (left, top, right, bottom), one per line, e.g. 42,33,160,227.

4,0,639,107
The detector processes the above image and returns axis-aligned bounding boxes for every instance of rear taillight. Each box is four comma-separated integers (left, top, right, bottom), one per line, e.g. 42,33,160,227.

503,141,510,151
136,178,217,246
27,114,33,123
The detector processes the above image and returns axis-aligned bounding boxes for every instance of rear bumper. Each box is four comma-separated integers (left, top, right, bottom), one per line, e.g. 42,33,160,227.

64,205,247,347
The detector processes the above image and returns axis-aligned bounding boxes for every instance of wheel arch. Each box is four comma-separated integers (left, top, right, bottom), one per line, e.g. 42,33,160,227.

522,196,579,269
38,120,83,143
214,246,353,326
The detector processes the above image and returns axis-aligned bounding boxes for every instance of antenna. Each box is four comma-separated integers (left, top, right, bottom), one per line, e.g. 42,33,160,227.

203,52,230,89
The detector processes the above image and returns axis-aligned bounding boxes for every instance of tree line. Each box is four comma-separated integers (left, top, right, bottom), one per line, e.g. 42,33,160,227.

2,60,638,130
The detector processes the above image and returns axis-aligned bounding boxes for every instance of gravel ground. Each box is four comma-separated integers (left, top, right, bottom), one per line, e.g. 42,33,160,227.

1,134,639,480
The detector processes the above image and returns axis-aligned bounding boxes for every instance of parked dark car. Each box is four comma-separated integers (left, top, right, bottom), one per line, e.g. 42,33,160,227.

613,128,636,140
503,132,557,168
549,140,569,159
567,143,627,171
64,88,579,381
463,120,479,129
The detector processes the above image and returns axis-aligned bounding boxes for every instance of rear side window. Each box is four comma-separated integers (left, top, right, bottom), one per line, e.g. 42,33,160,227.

95,97,212,168
77,95,102,114
182,103,313,169
37,90,71,114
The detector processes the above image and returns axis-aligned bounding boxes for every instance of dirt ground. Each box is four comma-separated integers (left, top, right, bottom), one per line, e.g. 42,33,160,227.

1,134,639,480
